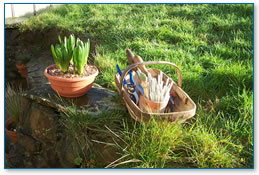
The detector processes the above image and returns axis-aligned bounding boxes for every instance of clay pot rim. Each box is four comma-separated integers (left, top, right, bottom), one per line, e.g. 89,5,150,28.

44,64,99,82
5,118,16,135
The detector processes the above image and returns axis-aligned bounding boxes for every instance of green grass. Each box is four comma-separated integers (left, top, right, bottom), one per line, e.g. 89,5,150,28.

21,4,253,168
106,119,184,168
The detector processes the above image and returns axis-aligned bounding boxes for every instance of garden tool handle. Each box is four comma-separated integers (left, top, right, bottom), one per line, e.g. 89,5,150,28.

116,64,127,85
119,61,182,95
133,55,149,74
126,49,148,74
126,49,135,65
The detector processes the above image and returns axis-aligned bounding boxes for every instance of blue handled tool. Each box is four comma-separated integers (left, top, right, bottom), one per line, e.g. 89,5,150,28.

116,64,127,85
128,70,140,104
129,70,135,85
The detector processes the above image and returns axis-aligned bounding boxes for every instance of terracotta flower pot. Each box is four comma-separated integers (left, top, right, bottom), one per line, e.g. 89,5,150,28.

5,118,18,143
16,64,27,78
44,64,99,97
138,94,170,113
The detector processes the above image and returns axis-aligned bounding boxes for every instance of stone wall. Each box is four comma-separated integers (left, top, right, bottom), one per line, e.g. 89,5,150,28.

5,84,124,168
6,99,66,168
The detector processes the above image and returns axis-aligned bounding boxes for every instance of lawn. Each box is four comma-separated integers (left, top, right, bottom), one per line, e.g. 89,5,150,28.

20,4,253,168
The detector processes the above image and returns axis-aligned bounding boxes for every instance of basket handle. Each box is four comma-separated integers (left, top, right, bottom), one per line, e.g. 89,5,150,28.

119,61,182,91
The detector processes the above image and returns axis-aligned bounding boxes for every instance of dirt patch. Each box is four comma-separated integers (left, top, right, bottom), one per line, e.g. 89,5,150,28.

47,64,98,78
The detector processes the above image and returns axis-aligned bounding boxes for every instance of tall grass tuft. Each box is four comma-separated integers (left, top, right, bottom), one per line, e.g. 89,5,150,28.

106,118,183,168
5,84,25,124
60,103,126,167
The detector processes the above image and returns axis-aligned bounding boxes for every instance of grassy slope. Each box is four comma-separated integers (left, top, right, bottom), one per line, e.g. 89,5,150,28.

21,4,253,168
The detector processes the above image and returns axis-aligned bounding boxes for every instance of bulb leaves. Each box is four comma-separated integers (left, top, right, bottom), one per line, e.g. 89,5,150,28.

51,35,90,74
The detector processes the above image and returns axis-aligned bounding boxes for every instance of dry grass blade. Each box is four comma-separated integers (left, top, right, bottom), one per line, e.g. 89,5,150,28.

91,139,115,147
104,125,127,145
105,154,130,168
105,153,141,168
108,159,142,168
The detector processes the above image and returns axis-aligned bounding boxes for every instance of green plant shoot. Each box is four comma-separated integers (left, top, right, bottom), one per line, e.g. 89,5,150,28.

51,35,89,74
51,34,75,72
73,38,90,74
